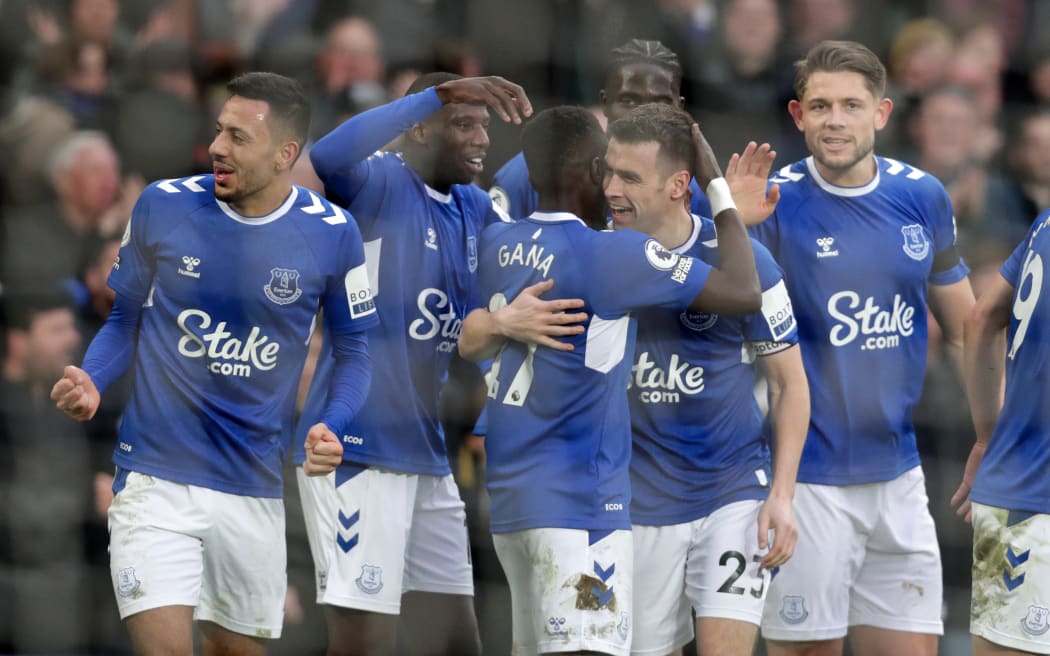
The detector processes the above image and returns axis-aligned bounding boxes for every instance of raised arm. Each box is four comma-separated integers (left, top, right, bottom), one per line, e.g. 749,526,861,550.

688,124,761,316
311,77,532,200
310,87,445,196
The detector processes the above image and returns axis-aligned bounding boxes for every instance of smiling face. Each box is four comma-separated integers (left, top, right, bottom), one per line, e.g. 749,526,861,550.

789,70,892,186
208,95,291,213
428,103,491,187
604,137,684,233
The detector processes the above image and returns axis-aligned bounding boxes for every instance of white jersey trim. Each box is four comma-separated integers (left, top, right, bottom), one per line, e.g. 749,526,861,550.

671,214,705,254
805,156,881,198
585,314,631,374
424,185,453,203
216,187,299,225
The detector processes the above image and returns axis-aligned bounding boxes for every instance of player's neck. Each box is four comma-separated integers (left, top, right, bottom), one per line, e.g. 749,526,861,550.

227,181,293,218
536,190,586,220
813,154,877,188
649,205,693,251
404,149,454,194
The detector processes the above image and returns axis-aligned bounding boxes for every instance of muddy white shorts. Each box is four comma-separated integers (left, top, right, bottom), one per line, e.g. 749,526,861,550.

493,527,633,656
970,502,1050,654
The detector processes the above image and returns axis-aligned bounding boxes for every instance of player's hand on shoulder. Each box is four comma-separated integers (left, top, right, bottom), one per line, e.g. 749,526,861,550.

758,493,797,569
304,423,343,476
435,76,533,124
50,365,100,421
726,141,781,227
498,278,587,351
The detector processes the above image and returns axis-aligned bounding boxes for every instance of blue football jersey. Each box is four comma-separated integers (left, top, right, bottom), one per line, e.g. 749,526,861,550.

108,176,378,498
750,156,968,485
971,210,1050,514
630,215,798,525
490,151,713,219
299,87,508,475
479,212,711,533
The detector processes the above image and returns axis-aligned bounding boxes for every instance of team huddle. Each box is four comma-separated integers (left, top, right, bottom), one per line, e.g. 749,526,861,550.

48,35,1048,656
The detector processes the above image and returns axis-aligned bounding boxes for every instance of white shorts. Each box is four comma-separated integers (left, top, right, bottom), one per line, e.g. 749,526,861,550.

761,466,943,641
493,528,633,656
108,471,286,638
970,502,1050,654
632,499,768,655
297,464,473,614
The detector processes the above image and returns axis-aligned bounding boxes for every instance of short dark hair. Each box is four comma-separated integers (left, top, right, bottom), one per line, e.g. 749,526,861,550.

794,40,886,101
406,71,463,97
522,106,606,193
227,72,311,146
607,103,695,176
605,39,683,90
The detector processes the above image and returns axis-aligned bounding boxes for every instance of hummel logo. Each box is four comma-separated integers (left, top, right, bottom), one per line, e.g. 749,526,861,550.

816,237,839,259
179,255,201,278
425,227,438,251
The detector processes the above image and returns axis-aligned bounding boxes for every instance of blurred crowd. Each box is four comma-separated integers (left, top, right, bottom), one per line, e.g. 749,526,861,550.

1,0,1050,653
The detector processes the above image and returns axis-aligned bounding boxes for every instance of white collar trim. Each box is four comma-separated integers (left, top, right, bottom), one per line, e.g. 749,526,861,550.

805,156,880,197
671,214,704,254
216,187,299,225
425,185,453,203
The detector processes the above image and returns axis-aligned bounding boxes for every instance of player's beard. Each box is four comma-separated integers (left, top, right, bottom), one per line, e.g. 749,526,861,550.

809,131,875,179
214,168,267,208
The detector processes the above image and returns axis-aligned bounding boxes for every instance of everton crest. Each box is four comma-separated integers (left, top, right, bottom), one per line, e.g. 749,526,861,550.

900,224,930,261
356,564,383,594
117,567,141,598
681,309,718,332
1021,605,1050,636
264,267,303,305
779,595,809,624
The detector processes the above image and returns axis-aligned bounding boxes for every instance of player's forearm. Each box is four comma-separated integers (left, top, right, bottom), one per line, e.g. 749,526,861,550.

689,209,761,316
963,307,1008,444
318,331,371,437
311,87,443,183
82,294,140,395
715,207,760,300
764,350,809,499
458,308,508,362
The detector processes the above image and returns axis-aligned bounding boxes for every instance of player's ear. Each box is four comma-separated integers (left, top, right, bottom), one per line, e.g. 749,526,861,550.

408,122,428,145
590,156,605,186
787,99,805,131
275,139,300,172
668,169,690,201
874,96,893,131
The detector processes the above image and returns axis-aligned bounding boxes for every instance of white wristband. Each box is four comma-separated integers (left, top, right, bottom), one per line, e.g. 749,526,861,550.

705,177,736,216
